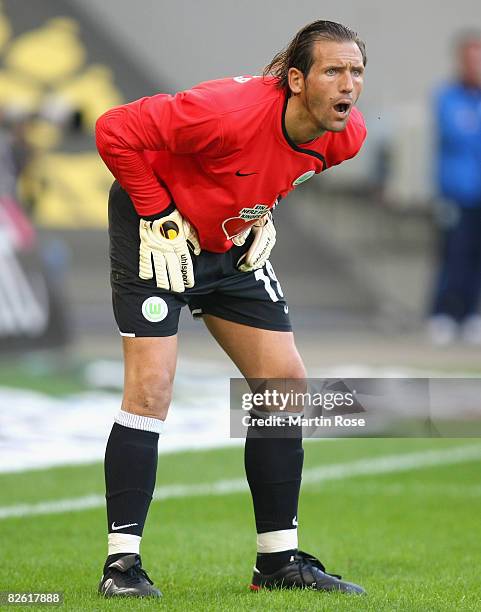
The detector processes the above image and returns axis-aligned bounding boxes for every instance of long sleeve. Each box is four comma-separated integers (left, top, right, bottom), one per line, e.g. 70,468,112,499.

96,90,224,216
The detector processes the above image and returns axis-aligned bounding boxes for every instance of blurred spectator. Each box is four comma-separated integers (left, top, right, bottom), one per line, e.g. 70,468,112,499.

0,108,17,196
428,31,481,345
0,108,31,199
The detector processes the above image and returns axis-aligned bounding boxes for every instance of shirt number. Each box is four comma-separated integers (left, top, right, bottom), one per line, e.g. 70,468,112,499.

254,261,284,302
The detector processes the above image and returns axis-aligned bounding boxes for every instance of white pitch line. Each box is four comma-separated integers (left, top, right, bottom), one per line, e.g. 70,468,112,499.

329,482,481,498
1,444,481,520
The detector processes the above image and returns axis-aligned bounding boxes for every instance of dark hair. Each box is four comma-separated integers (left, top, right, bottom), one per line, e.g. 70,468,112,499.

264,20,367,90
454,29,481,51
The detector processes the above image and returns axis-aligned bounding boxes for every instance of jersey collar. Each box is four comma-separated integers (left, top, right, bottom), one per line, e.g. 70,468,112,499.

280,92,327,171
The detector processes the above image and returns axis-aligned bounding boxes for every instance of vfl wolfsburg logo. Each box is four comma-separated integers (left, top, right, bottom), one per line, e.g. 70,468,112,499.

142,297,168,323
292,170,315,186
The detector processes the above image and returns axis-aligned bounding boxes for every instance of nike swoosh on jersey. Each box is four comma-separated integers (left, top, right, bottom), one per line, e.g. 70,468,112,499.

111,521,139,531
235,170,258,177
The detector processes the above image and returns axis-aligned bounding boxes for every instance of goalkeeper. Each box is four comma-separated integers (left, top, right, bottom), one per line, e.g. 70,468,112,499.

96,19,367,599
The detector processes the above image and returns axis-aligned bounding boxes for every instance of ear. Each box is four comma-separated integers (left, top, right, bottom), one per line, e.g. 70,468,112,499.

287,67,305,95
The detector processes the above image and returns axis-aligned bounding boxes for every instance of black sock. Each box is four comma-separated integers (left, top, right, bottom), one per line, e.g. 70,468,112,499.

104,422,159,539
104,552,137,574
256,549,297,574
244,416,304,538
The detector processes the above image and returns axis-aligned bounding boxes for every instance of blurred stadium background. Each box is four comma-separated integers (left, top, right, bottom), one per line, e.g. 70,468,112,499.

1,1,481,608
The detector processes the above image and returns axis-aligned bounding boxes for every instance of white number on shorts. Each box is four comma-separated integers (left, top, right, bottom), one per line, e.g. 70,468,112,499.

254,262,284,302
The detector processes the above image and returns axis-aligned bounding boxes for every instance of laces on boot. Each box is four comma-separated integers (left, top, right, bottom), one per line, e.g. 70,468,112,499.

295,551,341,587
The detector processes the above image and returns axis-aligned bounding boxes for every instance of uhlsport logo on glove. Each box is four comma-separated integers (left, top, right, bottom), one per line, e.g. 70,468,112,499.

157,215,195,286
142,297,169,322
179,253,190,286
138,209,200,293
159,219,179,239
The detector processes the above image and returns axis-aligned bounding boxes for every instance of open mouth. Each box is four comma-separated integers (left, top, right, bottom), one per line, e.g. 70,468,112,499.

333,102,351,116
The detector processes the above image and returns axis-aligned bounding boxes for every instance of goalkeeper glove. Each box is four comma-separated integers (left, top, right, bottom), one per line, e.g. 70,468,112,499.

139,209,200,292
236,212,276,272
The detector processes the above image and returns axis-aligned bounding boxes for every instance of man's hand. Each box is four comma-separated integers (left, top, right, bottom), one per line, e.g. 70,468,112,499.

139,209,200,292
236,212,276,272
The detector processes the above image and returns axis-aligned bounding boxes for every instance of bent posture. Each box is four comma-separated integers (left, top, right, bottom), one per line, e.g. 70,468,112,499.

96,19,367,598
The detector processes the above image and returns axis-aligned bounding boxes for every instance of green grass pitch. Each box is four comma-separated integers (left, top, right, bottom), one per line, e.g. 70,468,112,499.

1,438,480,611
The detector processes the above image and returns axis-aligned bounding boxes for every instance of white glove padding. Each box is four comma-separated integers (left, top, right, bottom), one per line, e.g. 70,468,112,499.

237,213,276,272
139,210,201,292
231,227,251,247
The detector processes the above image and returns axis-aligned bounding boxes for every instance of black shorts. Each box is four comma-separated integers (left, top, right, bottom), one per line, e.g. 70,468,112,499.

108,182,291,337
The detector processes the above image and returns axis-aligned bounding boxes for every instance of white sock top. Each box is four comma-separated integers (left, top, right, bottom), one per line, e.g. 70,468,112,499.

115,409,164,434
108,533,141,556
257,528,298,553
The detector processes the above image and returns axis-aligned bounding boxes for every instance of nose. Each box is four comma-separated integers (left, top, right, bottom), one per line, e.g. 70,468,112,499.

339,71,354,93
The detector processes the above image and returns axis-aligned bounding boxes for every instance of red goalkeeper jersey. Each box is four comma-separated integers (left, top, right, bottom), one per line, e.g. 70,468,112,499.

96,76,366,252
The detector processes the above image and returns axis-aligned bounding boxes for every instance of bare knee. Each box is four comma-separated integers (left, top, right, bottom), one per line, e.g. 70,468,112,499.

256,355,307,414
284,360,307,380
121,336,177,420
122,367,174,420
268,348,308,380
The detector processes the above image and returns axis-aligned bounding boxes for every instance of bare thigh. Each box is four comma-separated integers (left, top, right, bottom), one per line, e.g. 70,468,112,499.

203,315,306,379
204,313,307,403
121,335,178,420
204,316,307,413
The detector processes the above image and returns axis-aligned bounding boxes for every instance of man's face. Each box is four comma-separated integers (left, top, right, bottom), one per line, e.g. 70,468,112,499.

459,40,481,88
294,40,365,133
